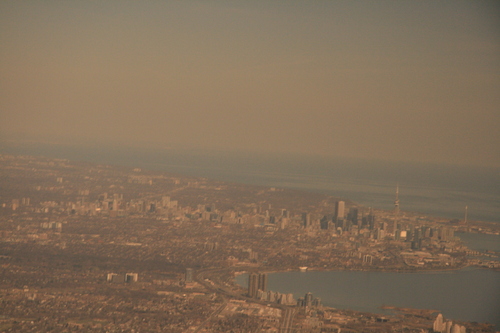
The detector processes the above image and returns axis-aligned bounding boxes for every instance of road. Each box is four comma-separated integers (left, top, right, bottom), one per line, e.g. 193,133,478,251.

194,267,296,332
192,297,227,333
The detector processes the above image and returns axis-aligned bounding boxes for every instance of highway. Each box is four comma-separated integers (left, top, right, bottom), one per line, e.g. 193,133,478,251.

193,267,296,332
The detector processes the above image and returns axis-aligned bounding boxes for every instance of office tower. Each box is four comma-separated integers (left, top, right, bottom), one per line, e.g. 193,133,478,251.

185,268,193,283
376,228,385,240
367,208,375,230
334,201,345,222
320,215,330,230
348,207,358,225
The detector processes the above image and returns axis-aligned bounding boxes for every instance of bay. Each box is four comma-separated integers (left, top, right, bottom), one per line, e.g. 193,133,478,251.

236,268,500,329
456,232,500,253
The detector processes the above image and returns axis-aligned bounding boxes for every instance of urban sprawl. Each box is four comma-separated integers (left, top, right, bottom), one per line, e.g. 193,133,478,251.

0,154,498,332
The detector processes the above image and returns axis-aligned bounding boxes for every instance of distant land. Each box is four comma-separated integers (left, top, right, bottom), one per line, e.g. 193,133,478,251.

2,140,499,223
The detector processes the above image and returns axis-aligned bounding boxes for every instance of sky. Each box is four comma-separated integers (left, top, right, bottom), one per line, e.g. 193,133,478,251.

1,1,499,167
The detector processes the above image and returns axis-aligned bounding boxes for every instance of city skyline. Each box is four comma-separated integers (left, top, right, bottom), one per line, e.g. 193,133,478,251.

1,1,499,167
1,153,498,331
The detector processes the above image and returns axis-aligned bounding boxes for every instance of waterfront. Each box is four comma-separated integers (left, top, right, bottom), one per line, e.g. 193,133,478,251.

237,232,500,329
236,266,500,329
236,232,500,328
457,232,500,253
3,144,499,223
4,145,500,329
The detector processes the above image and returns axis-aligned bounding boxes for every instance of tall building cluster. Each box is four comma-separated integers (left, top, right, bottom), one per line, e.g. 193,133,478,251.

256,290,295,305
296,292,321,308
433,314,466,333
320,200,373,232
247,272,295,305
248,272,268,298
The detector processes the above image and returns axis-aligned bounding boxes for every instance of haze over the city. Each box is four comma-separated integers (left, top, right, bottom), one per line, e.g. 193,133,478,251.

1,1,499,167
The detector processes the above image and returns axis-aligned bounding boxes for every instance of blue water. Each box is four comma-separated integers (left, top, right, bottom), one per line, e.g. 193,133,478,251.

236,267,500,329
2,143,498,223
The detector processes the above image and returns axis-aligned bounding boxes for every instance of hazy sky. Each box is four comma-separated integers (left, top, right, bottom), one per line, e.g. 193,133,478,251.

1,1,499,166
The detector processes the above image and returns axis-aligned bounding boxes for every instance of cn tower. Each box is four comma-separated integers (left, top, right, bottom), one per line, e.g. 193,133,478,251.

394,184,400,215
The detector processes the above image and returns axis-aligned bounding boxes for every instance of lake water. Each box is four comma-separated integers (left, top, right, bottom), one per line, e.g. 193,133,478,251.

3,143,500,328
3,143,499,223
236,233,500,329
236,267,500,329
456,232,500,253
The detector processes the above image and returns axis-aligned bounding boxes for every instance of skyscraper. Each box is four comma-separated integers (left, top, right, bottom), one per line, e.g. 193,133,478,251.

248,272,267,298
258,273,268,293
367,207,376,230
248,273,259,298
320,215,330,230
302,213,311,228
348,207,358,226
334,201,345,223
305,292,313,307
394,184,400,215
433,313,444,332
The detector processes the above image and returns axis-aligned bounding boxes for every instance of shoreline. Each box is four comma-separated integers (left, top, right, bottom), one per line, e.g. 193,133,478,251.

228,264,499,330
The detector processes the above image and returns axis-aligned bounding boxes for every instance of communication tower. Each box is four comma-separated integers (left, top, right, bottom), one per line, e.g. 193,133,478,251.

394,184,400,215
393,184,400,233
